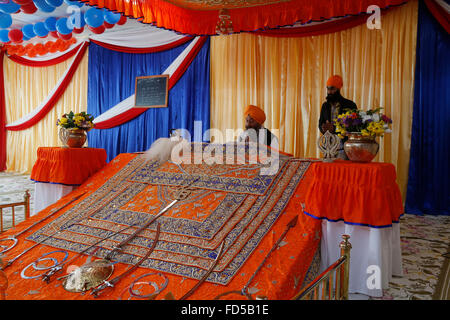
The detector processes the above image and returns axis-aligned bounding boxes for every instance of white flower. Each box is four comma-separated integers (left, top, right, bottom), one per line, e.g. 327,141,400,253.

372,113,380,122
362,114,372,123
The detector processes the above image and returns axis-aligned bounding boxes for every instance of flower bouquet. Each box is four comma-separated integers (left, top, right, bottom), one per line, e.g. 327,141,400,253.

57,111,94,131
334,107,392,139
334,108,392,162
57,111,94,148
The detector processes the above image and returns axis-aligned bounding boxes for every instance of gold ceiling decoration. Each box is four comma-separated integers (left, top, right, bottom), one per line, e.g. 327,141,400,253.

215,8,234,34
163,0,291,10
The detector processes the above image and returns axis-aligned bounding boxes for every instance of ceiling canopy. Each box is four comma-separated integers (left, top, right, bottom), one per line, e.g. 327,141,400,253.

79,0,408,35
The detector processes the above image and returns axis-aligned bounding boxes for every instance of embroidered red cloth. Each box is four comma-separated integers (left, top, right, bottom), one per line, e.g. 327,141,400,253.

79,0,407,35
30,147,107,186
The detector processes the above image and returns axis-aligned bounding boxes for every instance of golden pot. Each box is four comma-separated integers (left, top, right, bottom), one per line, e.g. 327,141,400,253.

59,127,87,148
344,132,379,162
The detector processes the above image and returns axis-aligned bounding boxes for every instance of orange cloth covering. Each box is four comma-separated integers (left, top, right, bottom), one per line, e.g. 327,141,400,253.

1,153,321,300
30,147,107,185
304,161,404,228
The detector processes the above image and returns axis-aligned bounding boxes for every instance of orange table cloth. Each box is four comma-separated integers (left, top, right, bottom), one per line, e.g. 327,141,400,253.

31,147,107,186
304,160,404,228
1,153,321,300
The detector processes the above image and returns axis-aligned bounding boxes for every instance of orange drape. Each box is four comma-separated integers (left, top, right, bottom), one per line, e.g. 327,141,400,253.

30,147,107,185
304,161,404,228
80,0,407,35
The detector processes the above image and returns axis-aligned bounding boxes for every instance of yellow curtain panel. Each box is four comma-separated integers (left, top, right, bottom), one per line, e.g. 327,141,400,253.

3,51,89,174
210,0,418,200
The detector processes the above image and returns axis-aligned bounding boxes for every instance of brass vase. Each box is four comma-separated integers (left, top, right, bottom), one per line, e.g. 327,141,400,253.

344,132,379,162
59,127,87,148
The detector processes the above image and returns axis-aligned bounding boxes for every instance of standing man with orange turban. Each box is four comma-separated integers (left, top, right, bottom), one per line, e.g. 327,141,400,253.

238,105,279,148
319,75,357,158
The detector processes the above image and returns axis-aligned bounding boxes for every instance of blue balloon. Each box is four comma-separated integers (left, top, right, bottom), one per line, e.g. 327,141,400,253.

63,0,83,8
103,10,121,25
45,0,63,7
22,24,36,39
0,2,21,14
84,7,104,28
32,0,55,13
44,17,57,32
22,35,30,41
34,22,49,37
67,11,85,29
55,17,72,35
0,13,12,29
0,29,9,43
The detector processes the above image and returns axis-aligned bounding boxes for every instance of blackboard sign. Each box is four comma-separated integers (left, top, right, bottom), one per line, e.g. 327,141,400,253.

134,75,169,108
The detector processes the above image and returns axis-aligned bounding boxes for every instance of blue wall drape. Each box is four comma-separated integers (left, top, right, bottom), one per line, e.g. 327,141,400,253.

405,0,449,216
86,38,210,162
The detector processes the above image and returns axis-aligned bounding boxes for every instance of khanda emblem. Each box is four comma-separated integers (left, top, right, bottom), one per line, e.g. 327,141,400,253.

317,131,340,162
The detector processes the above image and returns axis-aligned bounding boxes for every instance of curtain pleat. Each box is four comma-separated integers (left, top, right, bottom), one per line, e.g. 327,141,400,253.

406,0,450,216
210,0,418,200
4,51,89,173
86,38,210,162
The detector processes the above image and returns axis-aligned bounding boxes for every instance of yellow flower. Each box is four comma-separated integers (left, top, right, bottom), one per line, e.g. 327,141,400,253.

59,118,68,125
74,115,85,125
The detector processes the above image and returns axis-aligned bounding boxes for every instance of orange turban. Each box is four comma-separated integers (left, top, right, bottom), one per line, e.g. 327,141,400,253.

244,105,266,125
326,75,343,89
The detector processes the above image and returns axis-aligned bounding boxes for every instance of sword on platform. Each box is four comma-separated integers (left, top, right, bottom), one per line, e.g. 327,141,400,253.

179,240,225,300
0,192,87,256
213,215,299,300
1,192,87,270
103,177,200,262
90,223,162,298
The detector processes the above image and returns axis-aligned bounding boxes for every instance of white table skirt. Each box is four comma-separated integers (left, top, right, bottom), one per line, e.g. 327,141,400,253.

33,182,77,216
320,220,403,297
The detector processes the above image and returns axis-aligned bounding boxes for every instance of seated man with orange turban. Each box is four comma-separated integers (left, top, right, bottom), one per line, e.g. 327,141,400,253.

319,75,357,158
238,105,279,149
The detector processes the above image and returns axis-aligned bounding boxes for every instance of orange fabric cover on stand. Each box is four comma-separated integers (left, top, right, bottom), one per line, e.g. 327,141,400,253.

30,147,107,185
2,154,321,300
304,160,404,228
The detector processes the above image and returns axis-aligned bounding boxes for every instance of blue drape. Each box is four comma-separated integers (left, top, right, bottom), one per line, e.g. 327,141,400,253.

86,38,210,162
405,0,450,216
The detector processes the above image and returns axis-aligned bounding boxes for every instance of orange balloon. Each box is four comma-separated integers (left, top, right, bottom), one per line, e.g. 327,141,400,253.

49,42,58,53
16,45,26,56
7,46,17,55
27,49,37,58
24,43,33,51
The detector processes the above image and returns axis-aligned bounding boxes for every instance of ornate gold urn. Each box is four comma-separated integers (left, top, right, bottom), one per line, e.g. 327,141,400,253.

344,132,379,162
59,127,87,148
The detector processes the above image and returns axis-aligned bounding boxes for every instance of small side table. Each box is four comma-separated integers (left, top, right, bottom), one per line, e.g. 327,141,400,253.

30,147,107,215
303,160,404,297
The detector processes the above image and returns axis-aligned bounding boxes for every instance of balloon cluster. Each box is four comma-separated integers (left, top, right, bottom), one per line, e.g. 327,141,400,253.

4,37,77,57
84,7,126,34
0,3,127,44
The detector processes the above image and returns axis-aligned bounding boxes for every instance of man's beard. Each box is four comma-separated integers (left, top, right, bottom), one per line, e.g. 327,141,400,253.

245,125,260,131
326,91,342,103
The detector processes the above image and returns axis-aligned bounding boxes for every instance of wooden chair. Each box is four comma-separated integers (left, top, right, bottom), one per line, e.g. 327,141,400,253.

0,190,30,233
